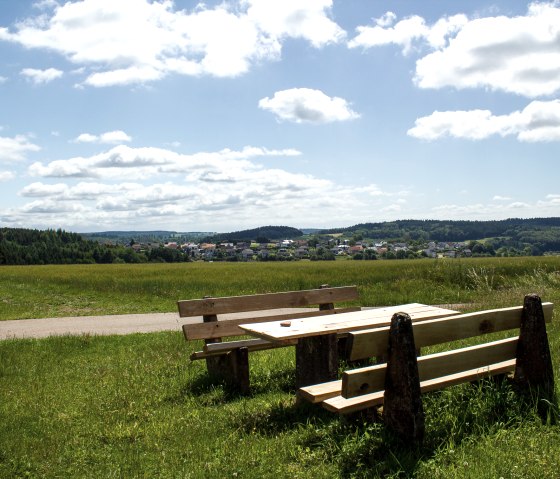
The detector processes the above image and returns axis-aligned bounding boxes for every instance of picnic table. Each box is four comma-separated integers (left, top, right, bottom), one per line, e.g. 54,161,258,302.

239,303,459,387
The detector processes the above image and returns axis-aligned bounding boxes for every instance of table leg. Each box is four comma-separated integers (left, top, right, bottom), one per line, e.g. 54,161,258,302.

295,333,338,388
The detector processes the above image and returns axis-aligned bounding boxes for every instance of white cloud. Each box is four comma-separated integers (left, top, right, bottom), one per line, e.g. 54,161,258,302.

493,195,512,201
74,130,132,144
350,3,560,98
28,144,301,179
0,171,15,181
33,0,59,10
408,100,560,142
0,134,41,162
4,143,409,231
349,11,467,54
74,133,97,143
1,0,344,87
0,76,7,84
431,201,536,219
415,2,560,97
246,0,346,48
20,67,63,84
259,88,359,123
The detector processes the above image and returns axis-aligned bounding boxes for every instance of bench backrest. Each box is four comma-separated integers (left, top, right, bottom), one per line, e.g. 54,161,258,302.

342,303,553,399
179,286,360,340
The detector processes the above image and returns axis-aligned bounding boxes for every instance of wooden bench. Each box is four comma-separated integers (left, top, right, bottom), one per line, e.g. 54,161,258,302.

178,285,360,394
298,294,554,444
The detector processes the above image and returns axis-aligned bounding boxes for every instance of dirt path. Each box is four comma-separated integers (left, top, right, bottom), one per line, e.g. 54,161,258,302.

0,304,468,340
0,308,318,340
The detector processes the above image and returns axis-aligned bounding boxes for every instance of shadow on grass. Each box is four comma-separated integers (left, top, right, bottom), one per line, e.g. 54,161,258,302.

235,397,337,436
308,378,556,478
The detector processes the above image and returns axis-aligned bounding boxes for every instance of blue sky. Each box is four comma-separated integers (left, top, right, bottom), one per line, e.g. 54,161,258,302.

0,0,559,233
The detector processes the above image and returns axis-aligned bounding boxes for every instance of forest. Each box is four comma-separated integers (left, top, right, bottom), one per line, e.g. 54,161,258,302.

0,228,178,265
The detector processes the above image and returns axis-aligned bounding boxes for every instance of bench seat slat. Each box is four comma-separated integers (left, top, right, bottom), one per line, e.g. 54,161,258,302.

178,286,359,317
343,336,518,398
298,380,342,404
323,359,517,415
190,338,298,360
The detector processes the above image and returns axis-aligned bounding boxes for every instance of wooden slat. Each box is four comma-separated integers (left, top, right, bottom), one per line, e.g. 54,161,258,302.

183,307,361,340
204,338,297,353
298,380,342,404
348,303,553,361
323,359,516,415
239,304,459,341
190,338,297,360
178,286,359,317
343,337,518,398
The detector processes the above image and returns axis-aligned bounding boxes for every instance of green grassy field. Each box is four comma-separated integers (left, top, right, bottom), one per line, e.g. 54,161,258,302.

1,257,560,478
2,256,560,319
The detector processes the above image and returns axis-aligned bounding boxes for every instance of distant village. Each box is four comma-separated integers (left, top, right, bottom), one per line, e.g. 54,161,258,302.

128,237,476,262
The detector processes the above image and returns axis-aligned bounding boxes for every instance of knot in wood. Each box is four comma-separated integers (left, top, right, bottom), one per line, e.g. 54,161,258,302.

478,319,494,334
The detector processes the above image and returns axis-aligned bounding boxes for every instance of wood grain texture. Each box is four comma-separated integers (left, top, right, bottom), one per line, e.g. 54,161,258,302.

177,286,359,317
323,359,516,415
239,304,459,341
343,337,518,398
183,307,360,340
297,379,343,403
348,303,553,361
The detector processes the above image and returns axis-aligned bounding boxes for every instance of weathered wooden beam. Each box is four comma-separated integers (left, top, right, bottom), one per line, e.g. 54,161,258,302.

227,347,250,395
183,307,360,340
514,294,555,400
296,333,338,388
383,313,425,446
178,286,359,317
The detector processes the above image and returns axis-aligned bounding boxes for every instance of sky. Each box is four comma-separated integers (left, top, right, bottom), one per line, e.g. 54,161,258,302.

0,0,559,233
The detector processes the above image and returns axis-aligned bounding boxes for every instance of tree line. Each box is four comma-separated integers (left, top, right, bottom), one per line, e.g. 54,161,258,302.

0,228,188,265
322,218,560,251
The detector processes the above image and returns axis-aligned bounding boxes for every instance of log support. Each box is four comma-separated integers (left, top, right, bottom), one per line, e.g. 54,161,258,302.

383,312,425,446
514,294,555,417
296,333,338,388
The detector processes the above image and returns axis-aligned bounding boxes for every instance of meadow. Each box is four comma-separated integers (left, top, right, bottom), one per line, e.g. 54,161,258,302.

1,257,560,478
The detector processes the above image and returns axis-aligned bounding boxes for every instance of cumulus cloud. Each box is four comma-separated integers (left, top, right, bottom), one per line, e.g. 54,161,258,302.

28,144,302,179
3,142,407,231
20,67,63,84
0,170,15,181
0,0,344,87
74,130,132,144
415,2,560,97
350,3,560,98
259,88,359,123
407,99,560,142
349,11,467,54
0,134,41,162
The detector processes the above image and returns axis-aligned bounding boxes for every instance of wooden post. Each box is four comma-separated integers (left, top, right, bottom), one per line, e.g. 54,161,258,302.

318,284,335,311
319,283,353,363
383,312,425,445
295,333,338,388
202,312,226,378
227,347,250,395
202,297,250,394
514,294,554,401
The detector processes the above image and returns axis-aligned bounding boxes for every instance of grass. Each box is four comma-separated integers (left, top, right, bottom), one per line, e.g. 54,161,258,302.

1,257,560,477
2,256,560,320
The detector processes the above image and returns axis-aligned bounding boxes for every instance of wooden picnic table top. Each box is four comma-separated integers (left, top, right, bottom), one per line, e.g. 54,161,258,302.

238,303,459,342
